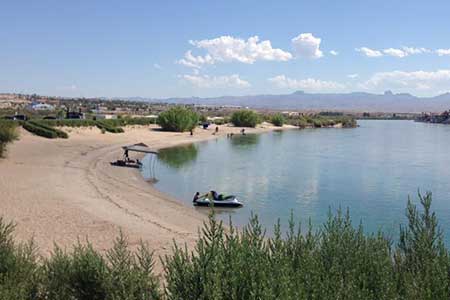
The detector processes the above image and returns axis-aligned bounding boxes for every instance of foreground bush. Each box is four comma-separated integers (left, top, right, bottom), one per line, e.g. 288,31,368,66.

164,192,450,299
157,106,199,132
0,221,161,299
0,120,18,157
1,192,449,299
230,110,261,128
42,233,160,300
0,218,40,299
270,113,285,127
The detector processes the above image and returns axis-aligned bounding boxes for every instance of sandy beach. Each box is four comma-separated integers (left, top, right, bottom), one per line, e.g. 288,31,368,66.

0,123,288,270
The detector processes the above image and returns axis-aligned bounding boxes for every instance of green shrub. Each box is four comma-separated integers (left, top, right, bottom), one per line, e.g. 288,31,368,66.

105,233,161,300
157,106,199,132
42,234,161,300
96,121,124,133
213,118,225,125
0,218,40,299
22,122,58,139
312,118,323,128
270,113,285,127
121,117,157,126
28,121,68,138
296,116,309,128
40,119,98,127
0,120,18,157
0,192,448,299
230,110,261,128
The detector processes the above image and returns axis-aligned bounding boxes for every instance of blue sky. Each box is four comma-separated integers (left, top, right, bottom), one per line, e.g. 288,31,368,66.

2,0,450,98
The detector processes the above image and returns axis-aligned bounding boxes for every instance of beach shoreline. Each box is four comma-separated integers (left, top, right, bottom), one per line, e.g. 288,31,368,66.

0,123,293,271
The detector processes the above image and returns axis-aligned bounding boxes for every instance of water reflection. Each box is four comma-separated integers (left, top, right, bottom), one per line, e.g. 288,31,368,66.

230,134,260,150
143,121,450,243
158,144,198,169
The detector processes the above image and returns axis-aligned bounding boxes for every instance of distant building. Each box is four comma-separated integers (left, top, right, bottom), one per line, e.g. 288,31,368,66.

30,102,55,111
94,114,117,120
282,111,300,117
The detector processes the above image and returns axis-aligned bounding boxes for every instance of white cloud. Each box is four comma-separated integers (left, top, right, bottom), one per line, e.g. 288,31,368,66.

329,50,338,56
362,69,450,94
186,35,292,65
153,63,162,69
383,47,430,58
383,48,408,58
181,74,251,88
177,50,214,68
355,47,383,57
436,49,450,56
402,47,430,55
291,33,323,59
268,75,345,92
357,46,430,58
347,73,359,79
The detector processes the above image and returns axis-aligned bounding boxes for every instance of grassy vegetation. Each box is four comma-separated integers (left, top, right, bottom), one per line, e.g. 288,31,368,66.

35,117,155,128
22,122,58,139
96,120,125,133
287,114,357,128
157,106,199,132
0,120,18,157
39,119,98,127
23,117,156,136
28,121,69,138
1,192,449,299
270,113,285,127
230,110,261,128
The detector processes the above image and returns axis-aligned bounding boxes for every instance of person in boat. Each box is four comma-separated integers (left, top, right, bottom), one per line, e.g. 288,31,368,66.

193,192,200,203
210,190,219,200
123,149,129,162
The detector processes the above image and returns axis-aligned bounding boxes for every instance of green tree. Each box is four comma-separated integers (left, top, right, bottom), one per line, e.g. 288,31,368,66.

230,110,261,128
271,113,285,127
157,106,199,132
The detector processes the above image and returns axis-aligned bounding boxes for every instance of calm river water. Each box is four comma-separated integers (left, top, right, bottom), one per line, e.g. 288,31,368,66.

141,120,450,242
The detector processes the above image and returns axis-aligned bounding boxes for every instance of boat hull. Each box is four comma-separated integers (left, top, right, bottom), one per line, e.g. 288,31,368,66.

194,197,243,208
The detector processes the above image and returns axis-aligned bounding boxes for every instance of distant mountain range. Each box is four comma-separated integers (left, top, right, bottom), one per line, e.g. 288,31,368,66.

131,91,450,113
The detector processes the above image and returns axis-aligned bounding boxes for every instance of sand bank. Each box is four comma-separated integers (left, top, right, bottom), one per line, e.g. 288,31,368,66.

0,123,291,269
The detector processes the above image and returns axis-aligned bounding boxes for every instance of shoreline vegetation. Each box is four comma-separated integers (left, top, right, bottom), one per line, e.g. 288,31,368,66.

1,106,358,141
1,192,449,299
0,120,18,157
416,110,450,124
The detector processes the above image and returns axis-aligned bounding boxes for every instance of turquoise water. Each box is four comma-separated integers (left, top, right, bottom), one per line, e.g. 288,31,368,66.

141,120,450,241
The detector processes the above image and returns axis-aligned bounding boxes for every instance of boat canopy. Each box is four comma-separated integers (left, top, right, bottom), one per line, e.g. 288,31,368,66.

122,143,159,154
